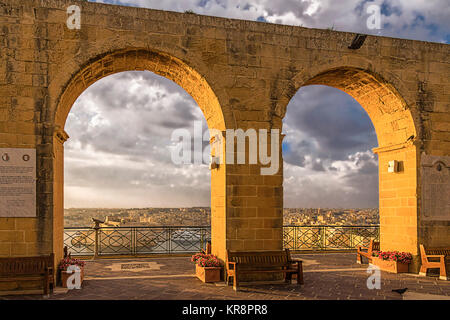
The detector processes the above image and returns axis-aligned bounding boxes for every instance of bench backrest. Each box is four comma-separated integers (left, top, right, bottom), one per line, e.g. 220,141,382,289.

371,240,380,252
226,249,291,268
0,253,54,276
367,240,380,254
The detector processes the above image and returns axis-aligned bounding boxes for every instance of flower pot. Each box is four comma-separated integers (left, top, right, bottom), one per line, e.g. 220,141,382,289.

371,258,409,273
60,266,84,288
195,264,221,283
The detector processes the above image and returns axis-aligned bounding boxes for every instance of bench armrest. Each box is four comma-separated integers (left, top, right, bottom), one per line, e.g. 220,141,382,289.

425,255,445,262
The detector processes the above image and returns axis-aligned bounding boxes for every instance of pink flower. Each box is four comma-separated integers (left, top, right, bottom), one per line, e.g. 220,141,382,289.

372,250,412,264
191,253,222,267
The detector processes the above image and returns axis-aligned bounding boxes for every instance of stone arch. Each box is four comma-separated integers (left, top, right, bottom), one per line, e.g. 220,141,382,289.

53,48,228,131
279,58,422,264
277,56,419,149
50,48,229,262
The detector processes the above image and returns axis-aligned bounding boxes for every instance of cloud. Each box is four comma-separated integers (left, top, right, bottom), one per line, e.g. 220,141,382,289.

64,71,211,208
283,85,378,165
281,85,379,208
283,150,379,208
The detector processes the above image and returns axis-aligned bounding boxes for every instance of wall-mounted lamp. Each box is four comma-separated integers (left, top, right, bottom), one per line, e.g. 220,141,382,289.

388,160,399,173
348,34,367,50
209,156,219,170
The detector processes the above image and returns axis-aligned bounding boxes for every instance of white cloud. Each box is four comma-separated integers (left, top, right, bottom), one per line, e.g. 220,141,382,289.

284,150,378,208
64,71,211,208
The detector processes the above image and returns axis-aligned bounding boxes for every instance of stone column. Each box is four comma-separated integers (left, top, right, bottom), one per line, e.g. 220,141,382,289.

374,142,420,272
211,128,284,277
52,129,69,266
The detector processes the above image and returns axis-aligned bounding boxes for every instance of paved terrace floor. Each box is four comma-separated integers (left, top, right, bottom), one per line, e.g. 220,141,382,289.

1,253,450,300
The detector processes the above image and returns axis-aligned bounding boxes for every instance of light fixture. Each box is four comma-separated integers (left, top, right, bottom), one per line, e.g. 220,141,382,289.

348,34,367,50
388,160,398,173
209,156,219,170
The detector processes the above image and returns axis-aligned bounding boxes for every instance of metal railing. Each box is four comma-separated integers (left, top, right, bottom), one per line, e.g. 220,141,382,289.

64,225,379,256
64,226,211,256
283,225,380,251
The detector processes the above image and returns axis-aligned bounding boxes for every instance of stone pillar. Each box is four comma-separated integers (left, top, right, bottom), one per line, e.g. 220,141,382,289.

211,128,284,277
211,131,227,262
374,142,420,272
52,129,69,266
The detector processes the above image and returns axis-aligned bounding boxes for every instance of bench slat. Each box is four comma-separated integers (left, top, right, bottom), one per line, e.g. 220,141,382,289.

237,269,298,274
0,276,46,281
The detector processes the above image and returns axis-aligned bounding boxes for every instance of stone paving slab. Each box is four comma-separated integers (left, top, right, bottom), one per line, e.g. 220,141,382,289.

1,253,449,300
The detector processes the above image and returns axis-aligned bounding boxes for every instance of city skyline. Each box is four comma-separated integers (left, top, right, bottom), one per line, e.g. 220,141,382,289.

63,207,380,228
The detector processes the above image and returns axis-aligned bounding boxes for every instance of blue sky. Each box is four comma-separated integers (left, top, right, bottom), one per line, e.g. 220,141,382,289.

64,1,449,208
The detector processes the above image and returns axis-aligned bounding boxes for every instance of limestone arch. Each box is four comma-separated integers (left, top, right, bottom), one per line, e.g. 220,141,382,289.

50,48,228,261
277,56,419,148
280,61,422,263
53,48,228,131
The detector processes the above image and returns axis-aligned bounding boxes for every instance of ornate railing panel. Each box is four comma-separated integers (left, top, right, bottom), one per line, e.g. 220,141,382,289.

170,227,211,253
64,225,378,256
283,225,380,250
64,228,96,256
135,227,170,254
98,227,133,255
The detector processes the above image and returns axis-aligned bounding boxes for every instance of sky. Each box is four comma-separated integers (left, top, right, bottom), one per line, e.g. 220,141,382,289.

64,0,449,209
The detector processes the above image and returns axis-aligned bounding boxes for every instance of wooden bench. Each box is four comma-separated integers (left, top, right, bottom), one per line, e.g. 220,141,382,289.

226,249,303,291
356,240,380,264
419,245,450,281
0,253,55,295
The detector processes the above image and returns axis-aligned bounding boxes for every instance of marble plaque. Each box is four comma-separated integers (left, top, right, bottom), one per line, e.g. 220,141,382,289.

0,148,36,217
421,153,450,221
